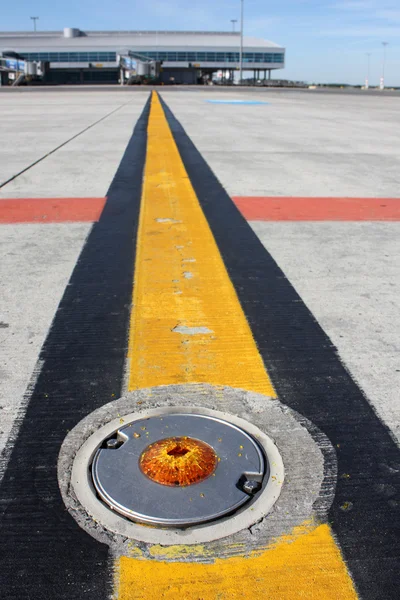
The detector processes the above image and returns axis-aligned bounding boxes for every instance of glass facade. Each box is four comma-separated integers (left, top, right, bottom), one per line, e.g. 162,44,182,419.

22,52,117,62
21,50,284,64
139,51,284,63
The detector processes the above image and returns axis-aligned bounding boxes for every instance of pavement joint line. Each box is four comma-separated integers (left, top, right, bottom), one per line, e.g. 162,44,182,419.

0,99,134,190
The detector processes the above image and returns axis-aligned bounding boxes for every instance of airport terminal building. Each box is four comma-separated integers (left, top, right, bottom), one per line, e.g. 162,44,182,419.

0,28,285,85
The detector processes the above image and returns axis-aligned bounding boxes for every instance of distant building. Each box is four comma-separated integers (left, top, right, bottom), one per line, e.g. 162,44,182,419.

0,29,285,85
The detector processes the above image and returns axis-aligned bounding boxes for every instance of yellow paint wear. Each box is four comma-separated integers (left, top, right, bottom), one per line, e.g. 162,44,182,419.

118,92,358,599
119,524,357,599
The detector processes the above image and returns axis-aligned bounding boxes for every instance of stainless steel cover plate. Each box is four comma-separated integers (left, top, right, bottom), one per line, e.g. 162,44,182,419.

91,413,266,526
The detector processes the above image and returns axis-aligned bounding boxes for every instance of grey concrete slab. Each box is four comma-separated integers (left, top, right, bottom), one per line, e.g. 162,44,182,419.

0,94,115,185
201,151,400,197
0,91,149,197
250,221,400,445
160,90,400,197
0,223,91,478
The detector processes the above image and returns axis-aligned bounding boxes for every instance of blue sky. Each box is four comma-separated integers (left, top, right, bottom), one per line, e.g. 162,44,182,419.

2,0,400,85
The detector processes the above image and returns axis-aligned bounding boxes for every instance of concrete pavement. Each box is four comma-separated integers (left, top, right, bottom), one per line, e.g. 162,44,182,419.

0,87,399,600
0,91,148,197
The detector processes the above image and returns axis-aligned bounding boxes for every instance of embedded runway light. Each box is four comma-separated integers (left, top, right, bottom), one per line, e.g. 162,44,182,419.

91,413,266,527
61,393,290,546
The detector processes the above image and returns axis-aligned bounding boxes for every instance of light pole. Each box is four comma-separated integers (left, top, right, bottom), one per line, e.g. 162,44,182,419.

365,52,370,89
381,42,388,89
239,0,244,84
30,16,39,32
231,19,237,32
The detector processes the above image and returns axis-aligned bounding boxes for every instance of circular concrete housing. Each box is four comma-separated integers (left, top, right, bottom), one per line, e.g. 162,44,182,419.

68,406,282,544
58,384,336,555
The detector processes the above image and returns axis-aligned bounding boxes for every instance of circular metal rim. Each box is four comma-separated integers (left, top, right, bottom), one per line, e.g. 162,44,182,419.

90,413,267,526
70,406,284,545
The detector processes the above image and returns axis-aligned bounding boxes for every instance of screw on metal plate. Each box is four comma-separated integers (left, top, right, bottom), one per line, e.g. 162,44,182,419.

106,439,120,449
242,480,261,495
105,433,128,450
238,473,263,495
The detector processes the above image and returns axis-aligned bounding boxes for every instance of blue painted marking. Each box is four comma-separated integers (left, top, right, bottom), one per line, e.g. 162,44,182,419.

206,100,269,105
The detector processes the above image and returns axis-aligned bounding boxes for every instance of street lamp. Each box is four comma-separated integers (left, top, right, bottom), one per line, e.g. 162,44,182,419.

231,19,237,32
381,42,388,89
30,16,39,32
239,0,244,84
365,53,371,89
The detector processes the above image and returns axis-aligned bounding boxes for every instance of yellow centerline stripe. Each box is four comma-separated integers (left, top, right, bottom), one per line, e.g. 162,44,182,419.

117,91,358,600
127,91,275,395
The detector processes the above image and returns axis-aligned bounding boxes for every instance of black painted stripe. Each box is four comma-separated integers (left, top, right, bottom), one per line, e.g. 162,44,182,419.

0,96,151,599
160,94,400,600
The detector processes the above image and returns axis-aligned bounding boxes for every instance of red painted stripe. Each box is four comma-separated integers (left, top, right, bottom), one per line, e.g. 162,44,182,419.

0,197,106,224
232,197,400,221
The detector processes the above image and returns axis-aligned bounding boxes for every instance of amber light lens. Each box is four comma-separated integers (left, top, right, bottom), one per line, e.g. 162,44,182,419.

139,436,217,487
